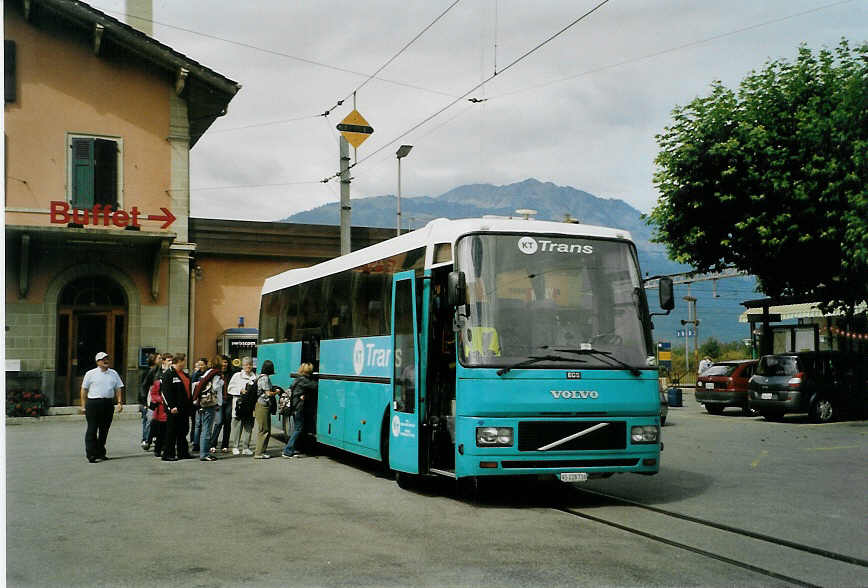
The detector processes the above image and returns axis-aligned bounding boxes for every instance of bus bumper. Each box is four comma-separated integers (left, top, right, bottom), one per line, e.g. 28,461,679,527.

453,416,661,478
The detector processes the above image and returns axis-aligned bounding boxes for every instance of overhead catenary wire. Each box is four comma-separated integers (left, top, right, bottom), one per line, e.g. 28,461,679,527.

184,0,855,194
321,0,463,118
94,5,458,101
193,0,853,145
190,180,321,192
491,0,855,100
321,0,613,184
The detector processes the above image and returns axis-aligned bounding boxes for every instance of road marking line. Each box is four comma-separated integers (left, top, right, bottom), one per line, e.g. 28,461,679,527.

803,445,859,451
750,450,768,468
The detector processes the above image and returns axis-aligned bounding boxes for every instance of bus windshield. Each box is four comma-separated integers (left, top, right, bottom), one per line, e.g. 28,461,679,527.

455,234,652,370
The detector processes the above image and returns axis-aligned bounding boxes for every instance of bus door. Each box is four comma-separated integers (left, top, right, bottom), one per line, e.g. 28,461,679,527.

390,271,421,474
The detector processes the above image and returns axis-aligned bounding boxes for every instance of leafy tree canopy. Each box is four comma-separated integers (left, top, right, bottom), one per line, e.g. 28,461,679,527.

699,337,722,359
647,40,867,312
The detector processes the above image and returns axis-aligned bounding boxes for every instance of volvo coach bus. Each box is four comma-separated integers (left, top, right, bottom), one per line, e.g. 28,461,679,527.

257,217,674,488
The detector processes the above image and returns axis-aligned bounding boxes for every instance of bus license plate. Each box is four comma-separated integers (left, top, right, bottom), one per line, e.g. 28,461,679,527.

761,393,773,400
560,472,588,483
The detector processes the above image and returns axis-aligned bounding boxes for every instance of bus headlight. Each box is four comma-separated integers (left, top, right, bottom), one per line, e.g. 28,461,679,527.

476,427,514,447
631,426,659,444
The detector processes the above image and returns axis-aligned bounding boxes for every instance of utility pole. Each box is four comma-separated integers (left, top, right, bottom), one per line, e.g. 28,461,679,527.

681,294,699,375
339,136,351,255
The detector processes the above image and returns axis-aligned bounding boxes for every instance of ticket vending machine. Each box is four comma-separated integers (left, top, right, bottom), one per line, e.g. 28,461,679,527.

217,328,258,370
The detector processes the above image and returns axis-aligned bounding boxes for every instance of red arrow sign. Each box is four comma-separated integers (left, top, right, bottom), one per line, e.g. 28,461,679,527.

146,207,176,229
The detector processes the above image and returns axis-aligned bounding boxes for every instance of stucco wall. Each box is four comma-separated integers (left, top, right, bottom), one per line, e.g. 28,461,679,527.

192,257,303,358
4,8,172,230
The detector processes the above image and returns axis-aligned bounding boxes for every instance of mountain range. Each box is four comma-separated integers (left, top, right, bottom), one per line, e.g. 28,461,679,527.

282,178,760,346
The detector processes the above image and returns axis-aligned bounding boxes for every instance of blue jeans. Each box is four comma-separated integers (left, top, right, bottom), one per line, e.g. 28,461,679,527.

140,404,151,443
283,411,304,456
210,401,232,449
191,410,201,448
199,407,216,459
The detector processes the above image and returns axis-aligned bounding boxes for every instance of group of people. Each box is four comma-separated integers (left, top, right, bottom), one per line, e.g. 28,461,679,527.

80,349,314,463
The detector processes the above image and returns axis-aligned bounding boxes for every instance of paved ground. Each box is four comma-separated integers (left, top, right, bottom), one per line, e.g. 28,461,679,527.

5,394,867,587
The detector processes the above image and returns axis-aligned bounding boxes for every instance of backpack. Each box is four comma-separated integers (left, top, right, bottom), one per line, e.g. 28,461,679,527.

148,379,161,410
198,377,218,408
235,375,258,419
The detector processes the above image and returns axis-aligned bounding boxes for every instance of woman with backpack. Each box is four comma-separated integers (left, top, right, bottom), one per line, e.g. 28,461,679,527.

228,357,256,455
282,362,317,459
253,360,278,459
147,372,167,457
193,355,224,462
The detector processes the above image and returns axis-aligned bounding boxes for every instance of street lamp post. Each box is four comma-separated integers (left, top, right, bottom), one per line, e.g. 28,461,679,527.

395,145,413,236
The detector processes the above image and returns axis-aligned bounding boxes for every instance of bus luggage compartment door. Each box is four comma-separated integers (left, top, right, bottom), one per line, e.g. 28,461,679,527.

389,271,421,474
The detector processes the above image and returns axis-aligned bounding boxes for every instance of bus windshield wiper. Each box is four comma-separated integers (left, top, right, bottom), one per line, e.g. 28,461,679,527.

496,354,585,377
549,347,642,377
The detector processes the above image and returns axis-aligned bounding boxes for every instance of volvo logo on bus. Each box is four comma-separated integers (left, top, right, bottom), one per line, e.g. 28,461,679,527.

518,236,539,255
551,390,599,399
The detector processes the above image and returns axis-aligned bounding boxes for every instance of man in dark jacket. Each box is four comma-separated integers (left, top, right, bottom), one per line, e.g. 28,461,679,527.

160,354,192,461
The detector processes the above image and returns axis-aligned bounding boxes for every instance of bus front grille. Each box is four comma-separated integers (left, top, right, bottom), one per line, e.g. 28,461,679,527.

518,421,626,451
502,458,639,469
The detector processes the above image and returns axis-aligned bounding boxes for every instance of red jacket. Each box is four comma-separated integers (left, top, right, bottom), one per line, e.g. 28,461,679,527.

149,380,167,423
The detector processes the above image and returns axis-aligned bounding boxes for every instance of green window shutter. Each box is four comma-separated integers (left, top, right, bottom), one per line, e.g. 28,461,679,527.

93,138,118,206
71,138,94,208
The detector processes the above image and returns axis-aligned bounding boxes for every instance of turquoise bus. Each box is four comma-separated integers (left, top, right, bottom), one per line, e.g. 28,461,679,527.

257,217,674,487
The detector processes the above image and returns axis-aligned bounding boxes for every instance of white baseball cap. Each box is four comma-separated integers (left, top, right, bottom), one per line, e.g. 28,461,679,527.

95,351,110,361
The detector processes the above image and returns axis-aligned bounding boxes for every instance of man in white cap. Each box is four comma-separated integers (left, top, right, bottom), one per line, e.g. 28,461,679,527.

80,352,125,463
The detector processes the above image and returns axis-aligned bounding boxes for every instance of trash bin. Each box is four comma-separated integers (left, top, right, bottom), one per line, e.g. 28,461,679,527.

667,387,682,407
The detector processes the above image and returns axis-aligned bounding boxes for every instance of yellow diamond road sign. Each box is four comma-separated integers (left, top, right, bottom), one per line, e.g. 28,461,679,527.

337,110,373,149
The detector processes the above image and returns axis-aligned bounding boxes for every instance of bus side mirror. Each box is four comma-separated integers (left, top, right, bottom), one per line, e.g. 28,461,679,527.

447,271,466,307
659,276,674,311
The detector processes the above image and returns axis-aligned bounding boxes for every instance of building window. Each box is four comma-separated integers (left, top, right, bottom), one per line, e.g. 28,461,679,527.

67,134,123,209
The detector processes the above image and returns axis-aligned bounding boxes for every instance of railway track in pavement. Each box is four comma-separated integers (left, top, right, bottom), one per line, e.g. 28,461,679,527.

557,486,868,587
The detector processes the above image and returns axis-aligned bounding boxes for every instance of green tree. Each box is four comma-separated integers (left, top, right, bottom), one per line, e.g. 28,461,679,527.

648,41,867,313
699,337,721,359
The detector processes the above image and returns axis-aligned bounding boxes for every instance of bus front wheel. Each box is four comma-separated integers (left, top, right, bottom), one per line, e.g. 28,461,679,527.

457,476,483,502
379,415,393,478
395,471,417,490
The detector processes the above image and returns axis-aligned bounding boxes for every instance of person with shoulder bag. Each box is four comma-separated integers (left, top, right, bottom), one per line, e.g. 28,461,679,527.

253,360,278,459
228,357,256,456
148,376,167,458
160,354,192,462
282,362,317,459
194,355,224,462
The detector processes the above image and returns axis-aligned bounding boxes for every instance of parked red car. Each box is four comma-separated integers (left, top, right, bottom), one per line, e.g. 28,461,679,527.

695,360,759,415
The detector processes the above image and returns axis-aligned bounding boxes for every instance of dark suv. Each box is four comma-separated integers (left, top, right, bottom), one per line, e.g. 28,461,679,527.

696,360,758,415
748,352,868,423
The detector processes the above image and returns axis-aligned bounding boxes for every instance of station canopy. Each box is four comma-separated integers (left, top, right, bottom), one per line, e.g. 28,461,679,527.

739,301,867,323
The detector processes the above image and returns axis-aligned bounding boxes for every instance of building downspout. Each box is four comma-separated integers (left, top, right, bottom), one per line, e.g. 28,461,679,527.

188,262,197,361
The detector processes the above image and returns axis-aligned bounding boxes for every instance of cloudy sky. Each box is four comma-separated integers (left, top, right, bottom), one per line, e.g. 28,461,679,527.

90,0,864,221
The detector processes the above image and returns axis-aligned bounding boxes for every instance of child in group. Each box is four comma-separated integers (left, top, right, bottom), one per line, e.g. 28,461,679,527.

148,377,168,457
